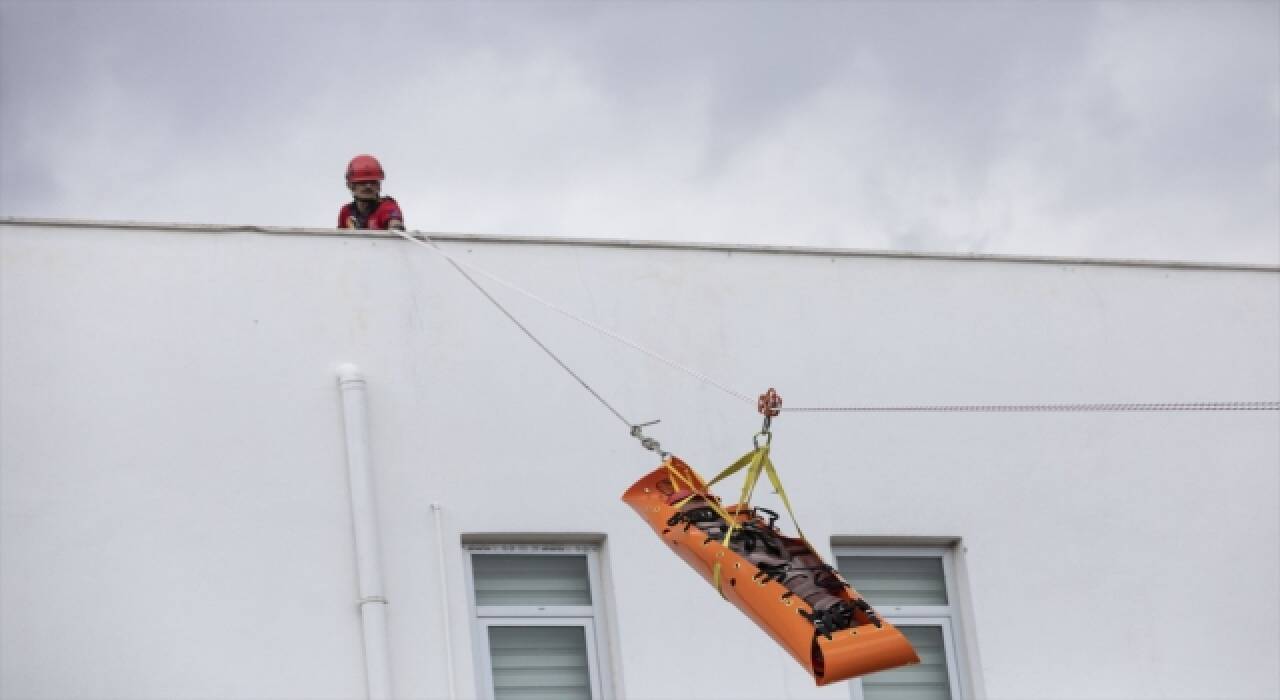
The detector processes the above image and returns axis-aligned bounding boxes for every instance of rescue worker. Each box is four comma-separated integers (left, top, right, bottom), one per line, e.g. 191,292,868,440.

338,154,405,231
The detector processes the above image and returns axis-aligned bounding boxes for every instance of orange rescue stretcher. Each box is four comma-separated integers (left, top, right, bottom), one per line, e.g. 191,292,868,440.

621,392,919,685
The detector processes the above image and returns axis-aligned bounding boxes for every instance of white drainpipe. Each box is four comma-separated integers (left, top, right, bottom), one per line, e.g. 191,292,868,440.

337,363,393,700
431,503,458,700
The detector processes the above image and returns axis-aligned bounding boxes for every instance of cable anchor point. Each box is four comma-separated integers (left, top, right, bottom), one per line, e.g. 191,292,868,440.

630,419,669,459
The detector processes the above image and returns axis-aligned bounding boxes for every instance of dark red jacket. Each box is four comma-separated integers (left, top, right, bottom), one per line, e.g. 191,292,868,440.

339,197,404,230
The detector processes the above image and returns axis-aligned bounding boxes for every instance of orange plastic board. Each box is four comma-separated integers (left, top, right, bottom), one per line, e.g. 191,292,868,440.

622,458,919,685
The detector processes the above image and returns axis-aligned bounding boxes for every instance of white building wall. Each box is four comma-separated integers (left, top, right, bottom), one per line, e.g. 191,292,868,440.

1,220,1277,700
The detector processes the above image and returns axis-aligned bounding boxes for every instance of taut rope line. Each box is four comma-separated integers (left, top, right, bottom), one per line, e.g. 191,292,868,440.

388,230,1280,429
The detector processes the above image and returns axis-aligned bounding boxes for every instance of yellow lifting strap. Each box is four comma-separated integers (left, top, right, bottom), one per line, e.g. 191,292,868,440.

705,432,808,596
663,458,737,526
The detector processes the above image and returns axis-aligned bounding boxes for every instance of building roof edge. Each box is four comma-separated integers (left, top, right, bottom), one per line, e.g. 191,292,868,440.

3,216,1276,272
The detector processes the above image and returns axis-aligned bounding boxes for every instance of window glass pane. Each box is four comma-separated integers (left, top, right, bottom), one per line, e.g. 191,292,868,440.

472,554,592,606
861,625,951,700
837,556,948,606
488,625,591,700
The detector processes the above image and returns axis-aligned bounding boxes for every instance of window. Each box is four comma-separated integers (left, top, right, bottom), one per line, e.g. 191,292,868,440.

835,545,971,700
465,544,613,700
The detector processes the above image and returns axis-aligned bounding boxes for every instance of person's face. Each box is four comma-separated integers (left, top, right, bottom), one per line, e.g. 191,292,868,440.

349,179,380,201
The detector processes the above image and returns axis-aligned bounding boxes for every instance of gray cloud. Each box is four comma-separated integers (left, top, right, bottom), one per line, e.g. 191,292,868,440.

1,0,1276,263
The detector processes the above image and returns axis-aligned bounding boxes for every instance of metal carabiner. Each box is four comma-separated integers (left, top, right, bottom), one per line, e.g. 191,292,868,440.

629,420,670,459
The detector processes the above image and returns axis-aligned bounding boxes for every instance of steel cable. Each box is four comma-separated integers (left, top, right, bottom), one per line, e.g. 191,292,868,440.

390,230,1280,416
782,401,1280,413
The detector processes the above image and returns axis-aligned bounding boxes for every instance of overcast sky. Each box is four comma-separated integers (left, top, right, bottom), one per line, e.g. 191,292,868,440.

1,0,1276,264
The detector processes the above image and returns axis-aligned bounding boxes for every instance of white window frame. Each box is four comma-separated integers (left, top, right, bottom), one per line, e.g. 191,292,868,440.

464,544,613,700
835,545,968,700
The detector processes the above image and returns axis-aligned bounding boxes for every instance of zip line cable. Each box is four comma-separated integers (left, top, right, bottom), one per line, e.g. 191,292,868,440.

399,233,637,428
784,401,1280,413
389,229,755,406
389,230,1280,420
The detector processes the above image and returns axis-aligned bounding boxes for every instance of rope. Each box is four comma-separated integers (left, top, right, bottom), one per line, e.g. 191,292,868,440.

389,230,755,405
388,230,1280,416
391,231,637,427
783,401,1280,413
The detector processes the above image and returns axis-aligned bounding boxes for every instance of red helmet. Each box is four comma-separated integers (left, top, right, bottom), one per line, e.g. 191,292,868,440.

345,154,385,183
